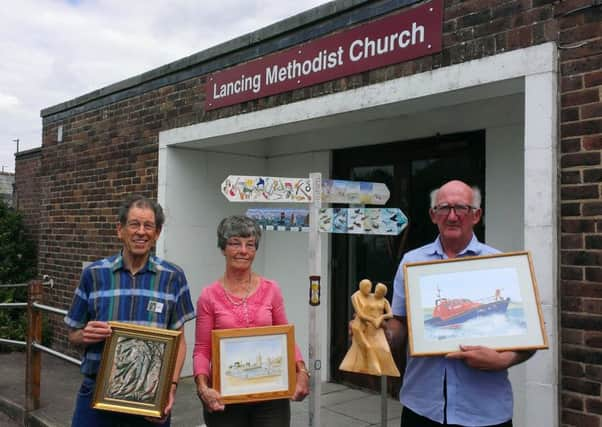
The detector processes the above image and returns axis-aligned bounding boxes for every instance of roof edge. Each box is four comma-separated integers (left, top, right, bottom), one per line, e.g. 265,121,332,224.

15,147,42,159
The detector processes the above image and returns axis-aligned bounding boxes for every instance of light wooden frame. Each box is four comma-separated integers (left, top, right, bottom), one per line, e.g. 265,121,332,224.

211,324,296,404
404,251,548,356
92,321,181,418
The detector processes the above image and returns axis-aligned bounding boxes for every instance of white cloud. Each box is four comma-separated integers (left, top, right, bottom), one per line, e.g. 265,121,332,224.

0,0,327,172
0,93,20,111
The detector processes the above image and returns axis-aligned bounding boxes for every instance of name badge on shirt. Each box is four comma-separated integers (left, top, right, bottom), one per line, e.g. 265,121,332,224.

147,300,164,314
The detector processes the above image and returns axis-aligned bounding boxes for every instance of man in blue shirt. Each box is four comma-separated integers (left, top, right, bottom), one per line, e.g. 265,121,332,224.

65,195,195,427
390,180,533,427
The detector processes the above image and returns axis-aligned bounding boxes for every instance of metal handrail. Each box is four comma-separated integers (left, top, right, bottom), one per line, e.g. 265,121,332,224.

0,337,26,346
0,302,27,308
0,282,28,288
32,342,81,366
32,302,67,316
0,283,29,347
0,278,83,412
0,286,28,348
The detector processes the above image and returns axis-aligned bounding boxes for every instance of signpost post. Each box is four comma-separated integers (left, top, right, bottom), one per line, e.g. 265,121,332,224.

220,173,407,427
307,173,322,427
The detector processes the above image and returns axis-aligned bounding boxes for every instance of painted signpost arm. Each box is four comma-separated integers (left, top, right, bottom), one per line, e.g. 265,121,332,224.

221,175,313,203
221,175,391,205
321,179,389,205
246,207,408,235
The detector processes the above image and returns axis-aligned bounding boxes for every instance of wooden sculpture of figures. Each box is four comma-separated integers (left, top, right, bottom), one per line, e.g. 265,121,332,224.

339,279,400,377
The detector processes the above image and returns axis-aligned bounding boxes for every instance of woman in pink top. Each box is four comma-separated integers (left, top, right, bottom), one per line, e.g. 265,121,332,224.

193,215,310,427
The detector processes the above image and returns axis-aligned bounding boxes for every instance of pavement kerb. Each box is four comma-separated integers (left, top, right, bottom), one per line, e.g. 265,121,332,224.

0,395,24,425
0,396,60,427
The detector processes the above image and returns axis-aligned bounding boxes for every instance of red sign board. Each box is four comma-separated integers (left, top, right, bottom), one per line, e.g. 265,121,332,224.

205,0,443,110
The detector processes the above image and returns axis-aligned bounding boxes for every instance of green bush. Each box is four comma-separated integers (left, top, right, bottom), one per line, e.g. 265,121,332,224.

0,201,37,351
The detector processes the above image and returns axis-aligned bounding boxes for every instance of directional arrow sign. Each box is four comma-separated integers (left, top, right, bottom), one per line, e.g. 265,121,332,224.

322,179,389,205
246,207,407,235
222,176,389,204
247,208,310,231
319,207,406,235
222,175,312,202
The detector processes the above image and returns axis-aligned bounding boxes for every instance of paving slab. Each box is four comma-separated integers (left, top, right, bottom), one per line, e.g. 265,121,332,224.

318,387,368,407
329,393,402,424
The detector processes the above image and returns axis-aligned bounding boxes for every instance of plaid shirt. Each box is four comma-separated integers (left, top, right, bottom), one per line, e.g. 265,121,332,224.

64,252,196,376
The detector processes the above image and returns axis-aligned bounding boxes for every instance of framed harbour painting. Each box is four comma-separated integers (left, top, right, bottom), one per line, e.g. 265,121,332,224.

92,321,181,418
211,324,296,404
404,251,548,356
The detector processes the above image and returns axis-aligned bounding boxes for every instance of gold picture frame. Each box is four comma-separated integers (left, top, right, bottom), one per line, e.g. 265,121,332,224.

404,251,548,356
92,321,181,418
211,324,296,404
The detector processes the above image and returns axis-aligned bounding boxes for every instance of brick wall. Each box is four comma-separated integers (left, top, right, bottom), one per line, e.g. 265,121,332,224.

14,148,41,246
558,0,602,426
16,0,602,423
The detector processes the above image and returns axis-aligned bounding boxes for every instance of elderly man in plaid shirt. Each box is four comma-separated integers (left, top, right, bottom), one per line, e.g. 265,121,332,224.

65,195,195,427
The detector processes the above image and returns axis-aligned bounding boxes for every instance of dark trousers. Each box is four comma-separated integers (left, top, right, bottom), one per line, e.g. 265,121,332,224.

401,406,512,427
72,376,171,427
203,398,290,427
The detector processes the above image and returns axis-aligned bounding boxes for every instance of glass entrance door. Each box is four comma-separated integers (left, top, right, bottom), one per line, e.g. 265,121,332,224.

330,131,485,394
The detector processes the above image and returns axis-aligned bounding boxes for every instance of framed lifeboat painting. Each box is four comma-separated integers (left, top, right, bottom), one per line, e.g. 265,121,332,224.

403,251,548,356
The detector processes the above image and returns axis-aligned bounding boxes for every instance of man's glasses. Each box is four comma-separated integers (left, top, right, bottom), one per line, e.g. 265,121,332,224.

126,221,156,231
432,204,477,217
226,240,257,251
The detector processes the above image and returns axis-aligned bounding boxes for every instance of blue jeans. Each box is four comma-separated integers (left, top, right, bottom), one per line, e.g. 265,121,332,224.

72,376,171,427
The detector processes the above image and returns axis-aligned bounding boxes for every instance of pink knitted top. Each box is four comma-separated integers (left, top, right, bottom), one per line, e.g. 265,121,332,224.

193,276,303,377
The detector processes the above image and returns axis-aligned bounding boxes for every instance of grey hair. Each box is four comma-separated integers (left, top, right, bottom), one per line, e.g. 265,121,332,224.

430,185,482,209
118,195,165,230
217,215,262,250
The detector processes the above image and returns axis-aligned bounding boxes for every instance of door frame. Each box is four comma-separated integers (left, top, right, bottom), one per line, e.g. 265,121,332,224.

329,131,486,391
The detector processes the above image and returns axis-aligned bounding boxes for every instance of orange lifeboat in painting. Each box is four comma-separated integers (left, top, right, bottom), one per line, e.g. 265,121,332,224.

425,288,510,327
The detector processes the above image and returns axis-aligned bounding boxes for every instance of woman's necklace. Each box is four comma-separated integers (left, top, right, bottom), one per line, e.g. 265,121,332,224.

222,272,253,325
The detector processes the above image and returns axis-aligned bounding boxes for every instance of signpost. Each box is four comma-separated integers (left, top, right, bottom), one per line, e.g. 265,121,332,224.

220,173,407,427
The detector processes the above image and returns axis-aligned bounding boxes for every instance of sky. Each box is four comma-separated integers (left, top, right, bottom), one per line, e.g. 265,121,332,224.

0,0,328,173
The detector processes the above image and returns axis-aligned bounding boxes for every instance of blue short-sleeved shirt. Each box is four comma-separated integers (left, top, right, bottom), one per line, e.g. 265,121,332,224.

392,235,512,426
64,253,196,376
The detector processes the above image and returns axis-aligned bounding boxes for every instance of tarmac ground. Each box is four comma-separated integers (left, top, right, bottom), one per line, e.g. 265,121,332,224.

0,409,19,427
0,351,403,427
